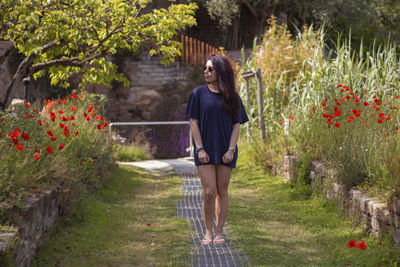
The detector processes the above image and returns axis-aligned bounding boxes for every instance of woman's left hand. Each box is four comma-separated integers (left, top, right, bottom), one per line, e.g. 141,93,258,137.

222,150,234,164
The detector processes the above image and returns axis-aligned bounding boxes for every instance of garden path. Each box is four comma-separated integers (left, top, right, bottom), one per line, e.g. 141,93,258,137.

122,158,250,267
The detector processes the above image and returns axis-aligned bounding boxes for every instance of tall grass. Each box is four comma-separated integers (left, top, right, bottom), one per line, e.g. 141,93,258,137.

239,21,400,200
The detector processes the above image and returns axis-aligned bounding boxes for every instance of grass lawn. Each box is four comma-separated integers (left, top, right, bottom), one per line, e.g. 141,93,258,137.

32,165,191,266
227,146,400,266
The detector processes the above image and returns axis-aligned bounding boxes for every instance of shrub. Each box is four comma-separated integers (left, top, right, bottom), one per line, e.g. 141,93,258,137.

113,144,151,162
0,91,115,207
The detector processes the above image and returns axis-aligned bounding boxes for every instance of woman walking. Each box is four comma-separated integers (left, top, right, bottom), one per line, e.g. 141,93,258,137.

186,54,248,245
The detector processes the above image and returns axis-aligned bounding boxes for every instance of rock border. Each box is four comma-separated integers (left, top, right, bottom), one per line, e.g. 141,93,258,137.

282,154,400,245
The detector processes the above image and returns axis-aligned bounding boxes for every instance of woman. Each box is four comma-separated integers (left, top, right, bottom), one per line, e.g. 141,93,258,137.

186,54,249,245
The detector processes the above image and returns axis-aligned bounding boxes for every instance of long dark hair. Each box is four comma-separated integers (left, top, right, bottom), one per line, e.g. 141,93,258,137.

208,54,241,118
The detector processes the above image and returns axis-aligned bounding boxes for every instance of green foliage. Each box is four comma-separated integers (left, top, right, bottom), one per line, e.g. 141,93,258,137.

290,153,312,200
0,0,197,89
113,144,151,162
0,92,115,206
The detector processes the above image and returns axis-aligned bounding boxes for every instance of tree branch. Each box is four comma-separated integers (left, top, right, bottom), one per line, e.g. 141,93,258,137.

240,0,258,19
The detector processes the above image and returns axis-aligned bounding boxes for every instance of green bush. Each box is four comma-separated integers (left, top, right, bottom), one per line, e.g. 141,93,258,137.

112,144,151,162
290,153,313,200
0,91,115,208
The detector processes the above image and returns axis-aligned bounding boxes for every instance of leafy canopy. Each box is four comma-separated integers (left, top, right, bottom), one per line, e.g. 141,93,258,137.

0,0,198,88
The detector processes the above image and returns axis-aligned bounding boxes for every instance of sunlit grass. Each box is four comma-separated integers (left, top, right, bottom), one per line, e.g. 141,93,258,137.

32,165,191,266
227,141,400,266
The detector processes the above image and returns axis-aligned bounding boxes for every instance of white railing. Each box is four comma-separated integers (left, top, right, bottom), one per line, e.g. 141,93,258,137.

109,121,193,157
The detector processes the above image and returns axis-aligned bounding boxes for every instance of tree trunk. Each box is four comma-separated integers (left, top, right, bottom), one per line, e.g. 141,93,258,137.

1,56,33,110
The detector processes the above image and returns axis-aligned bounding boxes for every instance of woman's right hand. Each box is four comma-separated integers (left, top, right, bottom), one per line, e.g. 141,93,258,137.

198,150,210,163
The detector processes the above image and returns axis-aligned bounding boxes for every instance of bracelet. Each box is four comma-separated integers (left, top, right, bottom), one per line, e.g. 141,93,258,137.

228,146,236,153
196,145,204,153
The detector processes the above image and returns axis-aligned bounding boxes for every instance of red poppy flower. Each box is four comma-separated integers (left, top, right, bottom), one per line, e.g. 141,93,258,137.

86,117,91,121
350,91,354,95
311,106,316,112
386,116,391,120
346,95,351,99
357,241,367,250
349,115,355,120
377,119,383,123
62,117,68,122
347,240,357,248
147,223,151,227
322,102,327,107
11,131,20,137
47,130,54,137
17,145,24,151
103,121,109,128
58,110,64,114
355,99,360,103
348,119,352,123
334,122,340,128
12,138,18,145
375,107,381,110
58,144,65,150
47,146,53,154
71,107,76,111
97,124,102,129
363,102,369,106
338,83,342,87
25,102,31,108
1,118,5,122
64,128,69,137
335,110,341,117
75,131,79,136
379,113,385,118
33,154,40,160
37,120,43,126
78,96,82,100
72,93,77,98
60,123,65,128
51,137,56,141
374,98,380,103
87,104,93,112
280,120,284,125
340,89,345,92
22,133,29,140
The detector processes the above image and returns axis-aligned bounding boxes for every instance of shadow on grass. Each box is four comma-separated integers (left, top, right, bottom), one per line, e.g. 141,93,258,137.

32,165,192,266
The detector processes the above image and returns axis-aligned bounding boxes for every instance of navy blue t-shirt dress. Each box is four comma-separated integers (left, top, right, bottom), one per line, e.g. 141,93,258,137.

186,85,249,168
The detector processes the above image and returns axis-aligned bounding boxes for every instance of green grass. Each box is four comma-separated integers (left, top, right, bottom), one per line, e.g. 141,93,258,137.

31,165,191,266
227,144,400,266
112,144,151,162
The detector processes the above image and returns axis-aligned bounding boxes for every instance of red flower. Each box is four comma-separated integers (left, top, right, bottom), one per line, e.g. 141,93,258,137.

37,120,43,126
377,119,383,123
58,110,64,114
75,131,79,136
17,145,24,151
346,95,351,99
147,223,151,227
35,149,40,153
72,93,77,98
347,240,357,248
374,98,380,103
357,241,367,250
33,154,40,160
11,131,20,137
51,137,56,141
58,144,65,150
280,120,284,125
47,146,53,154
379,113,385,118
334,122,340,128
97,124,102,129
64,128,69,137
71,115,75,120
386,116,391,120
396,96,399,99
25,102,31,108
22,133,29,140
311,106,316,112
87,104,93,112
348,119,352,123
71,107,76,111
335,110,341,117
338,83,342,87
363,102,369,106
349,115,355,120
60,123,65,128
355,99,360,103
86,117,91,121
47,130,54,136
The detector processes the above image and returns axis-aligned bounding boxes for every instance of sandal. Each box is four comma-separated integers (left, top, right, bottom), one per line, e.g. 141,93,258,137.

213,236,225,244
201,238,213,245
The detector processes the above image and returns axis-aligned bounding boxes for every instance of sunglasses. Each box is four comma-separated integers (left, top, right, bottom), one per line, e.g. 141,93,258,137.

203,66,214,73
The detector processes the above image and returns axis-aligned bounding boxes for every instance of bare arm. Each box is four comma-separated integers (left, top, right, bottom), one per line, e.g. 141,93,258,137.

189,118,209,163
222,123,240,164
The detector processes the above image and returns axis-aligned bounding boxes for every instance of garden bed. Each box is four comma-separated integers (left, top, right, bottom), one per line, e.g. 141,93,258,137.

283,154,400,246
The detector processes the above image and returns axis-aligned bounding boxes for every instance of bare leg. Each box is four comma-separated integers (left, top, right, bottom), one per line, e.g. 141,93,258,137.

215,164,232,239
197,165,217,242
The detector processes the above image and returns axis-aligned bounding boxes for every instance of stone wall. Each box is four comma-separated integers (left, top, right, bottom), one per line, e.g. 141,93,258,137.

282,154,400,245
0,185,61,266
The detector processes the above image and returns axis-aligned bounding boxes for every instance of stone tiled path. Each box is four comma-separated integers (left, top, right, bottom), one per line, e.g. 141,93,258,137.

122,158,250,266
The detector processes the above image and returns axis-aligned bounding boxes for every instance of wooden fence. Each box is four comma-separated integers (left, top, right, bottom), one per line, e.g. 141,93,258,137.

176,34,219,67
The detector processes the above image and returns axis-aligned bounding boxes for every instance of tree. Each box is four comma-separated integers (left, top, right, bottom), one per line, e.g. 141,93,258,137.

0,0,198,110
